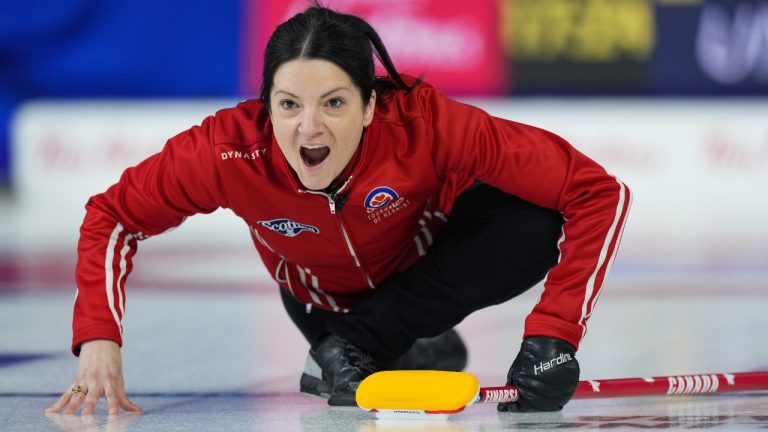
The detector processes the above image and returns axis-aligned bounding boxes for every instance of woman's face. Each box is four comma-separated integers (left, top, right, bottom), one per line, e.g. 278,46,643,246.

270,58,376,191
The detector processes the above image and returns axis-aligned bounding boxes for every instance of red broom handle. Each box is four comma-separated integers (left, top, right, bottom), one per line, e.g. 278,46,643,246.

478,371,768,403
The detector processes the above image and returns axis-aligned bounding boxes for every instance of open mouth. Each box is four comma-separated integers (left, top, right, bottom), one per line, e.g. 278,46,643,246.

300,145,331,167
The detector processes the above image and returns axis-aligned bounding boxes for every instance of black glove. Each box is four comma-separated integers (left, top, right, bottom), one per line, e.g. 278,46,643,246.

497,336,580,412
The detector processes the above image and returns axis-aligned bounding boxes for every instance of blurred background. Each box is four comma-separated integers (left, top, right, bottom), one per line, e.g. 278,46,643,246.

2,0,766,285
1,0,767,429
0,0,765,299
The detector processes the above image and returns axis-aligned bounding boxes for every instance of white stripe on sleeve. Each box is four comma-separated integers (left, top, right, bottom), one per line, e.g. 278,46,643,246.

105,224,125,335
578,179,630,338
116,234,133,319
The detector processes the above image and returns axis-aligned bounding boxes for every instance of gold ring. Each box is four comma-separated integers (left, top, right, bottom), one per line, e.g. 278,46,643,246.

71,385,83,394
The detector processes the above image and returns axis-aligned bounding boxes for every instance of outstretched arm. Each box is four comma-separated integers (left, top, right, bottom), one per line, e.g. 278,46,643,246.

50,114,224,415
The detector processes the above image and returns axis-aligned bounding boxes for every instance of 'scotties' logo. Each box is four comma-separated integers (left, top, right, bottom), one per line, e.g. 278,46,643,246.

364,186,399,209
258,219,320,237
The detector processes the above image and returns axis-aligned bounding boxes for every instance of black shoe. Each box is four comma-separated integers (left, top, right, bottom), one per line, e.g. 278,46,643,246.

299,334,378,406
386,329,468,371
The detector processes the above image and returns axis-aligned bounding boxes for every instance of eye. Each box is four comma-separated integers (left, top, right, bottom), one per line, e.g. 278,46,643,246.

327,97,344,109
279,99,297,110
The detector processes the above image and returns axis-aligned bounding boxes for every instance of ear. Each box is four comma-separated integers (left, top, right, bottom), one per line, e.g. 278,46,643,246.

363,90,377,127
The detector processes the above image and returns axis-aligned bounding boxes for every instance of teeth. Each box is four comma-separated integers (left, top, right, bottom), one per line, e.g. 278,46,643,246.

301,144,327,149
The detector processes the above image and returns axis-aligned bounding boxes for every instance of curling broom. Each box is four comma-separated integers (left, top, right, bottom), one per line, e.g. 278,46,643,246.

356,370,768,419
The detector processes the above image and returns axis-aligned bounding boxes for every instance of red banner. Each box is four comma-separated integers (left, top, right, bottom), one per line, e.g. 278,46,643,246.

241,0,507,96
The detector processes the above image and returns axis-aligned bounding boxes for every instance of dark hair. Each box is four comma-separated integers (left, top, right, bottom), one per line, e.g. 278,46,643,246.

260,3,419,110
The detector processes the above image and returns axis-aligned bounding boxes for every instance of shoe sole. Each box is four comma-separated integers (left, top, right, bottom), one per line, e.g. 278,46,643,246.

299,353,359,406
328,392,357,406
300,372,331,399
300,354,331,398
300,372,359,406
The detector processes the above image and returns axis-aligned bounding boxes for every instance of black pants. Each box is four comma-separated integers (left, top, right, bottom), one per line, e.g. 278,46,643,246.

281,183,563,363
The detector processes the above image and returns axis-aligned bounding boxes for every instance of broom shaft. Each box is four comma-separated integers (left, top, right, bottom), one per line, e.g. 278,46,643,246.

478,371,768,403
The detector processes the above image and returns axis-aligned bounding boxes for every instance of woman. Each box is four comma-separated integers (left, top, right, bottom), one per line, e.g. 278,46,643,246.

47,4,630,414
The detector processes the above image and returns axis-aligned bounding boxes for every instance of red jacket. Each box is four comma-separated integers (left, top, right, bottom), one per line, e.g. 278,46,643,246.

72,80,631,355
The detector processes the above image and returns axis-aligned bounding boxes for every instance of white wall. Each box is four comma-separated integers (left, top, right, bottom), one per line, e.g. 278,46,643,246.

9,98,768,258
472,99,768,250
9,100,245,251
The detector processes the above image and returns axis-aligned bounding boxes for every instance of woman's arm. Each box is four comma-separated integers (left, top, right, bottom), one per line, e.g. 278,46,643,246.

47,113,225,415
421,85,631,349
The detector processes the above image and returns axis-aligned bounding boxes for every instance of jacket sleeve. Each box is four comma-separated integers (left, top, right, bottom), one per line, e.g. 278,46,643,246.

72,115,224,355
420,85,631,350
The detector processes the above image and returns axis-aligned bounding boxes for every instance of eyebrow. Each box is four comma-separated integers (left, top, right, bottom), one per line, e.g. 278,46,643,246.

274,86,351,100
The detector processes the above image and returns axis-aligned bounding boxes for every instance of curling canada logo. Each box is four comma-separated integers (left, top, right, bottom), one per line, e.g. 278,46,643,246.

363,186,410,224
257,219,319,238
364,186,399,209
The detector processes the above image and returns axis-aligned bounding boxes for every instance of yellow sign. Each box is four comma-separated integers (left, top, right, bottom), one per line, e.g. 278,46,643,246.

500,0,656,62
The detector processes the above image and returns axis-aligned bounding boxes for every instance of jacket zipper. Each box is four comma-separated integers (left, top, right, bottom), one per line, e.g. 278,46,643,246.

299,179,376,290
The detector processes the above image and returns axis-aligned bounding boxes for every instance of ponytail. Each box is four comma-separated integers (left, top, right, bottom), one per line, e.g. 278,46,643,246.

346,14,422,94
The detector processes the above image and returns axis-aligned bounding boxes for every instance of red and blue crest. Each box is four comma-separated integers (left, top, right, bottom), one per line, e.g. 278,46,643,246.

364,186,399,209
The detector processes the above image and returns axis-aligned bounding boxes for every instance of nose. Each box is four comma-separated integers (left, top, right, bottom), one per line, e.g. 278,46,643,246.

298,108,323,136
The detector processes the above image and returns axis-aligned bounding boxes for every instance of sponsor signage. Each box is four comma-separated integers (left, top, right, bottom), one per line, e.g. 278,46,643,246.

653,0,768,94
257,219,320,237
500,0,656,94
241,0,507,96
240,0,768,96
503,0,768,95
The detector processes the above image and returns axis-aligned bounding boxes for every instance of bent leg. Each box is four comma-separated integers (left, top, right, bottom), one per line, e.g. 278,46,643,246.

330,184,563,362
280,288,337,347
281,285,466,371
